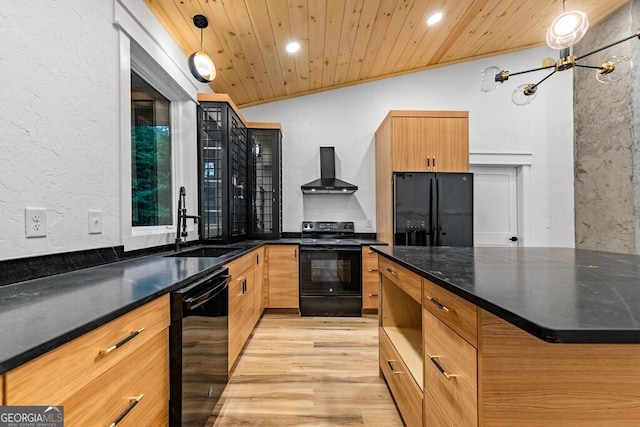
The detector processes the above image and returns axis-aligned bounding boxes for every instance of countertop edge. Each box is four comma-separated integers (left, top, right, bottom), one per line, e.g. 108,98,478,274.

371,247,640,344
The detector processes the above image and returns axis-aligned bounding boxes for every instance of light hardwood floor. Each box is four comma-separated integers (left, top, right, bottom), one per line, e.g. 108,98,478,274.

209,314,403,426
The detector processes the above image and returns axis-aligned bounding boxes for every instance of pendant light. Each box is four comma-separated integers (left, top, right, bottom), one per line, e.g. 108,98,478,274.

188,15,216,83
480,1,637,106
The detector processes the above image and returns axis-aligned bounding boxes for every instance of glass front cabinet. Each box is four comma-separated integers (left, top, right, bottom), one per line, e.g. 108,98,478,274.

248,126,282,240
197,94,282,242
197,99,248,243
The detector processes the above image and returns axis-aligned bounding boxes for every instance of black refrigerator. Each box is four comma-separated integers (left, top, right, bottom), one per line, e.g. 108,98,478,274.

393,172,473,246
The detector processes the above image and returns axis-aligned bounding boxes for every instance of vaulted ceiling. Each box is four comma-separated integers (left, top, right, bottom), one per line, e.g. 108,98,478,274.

144,0,630,107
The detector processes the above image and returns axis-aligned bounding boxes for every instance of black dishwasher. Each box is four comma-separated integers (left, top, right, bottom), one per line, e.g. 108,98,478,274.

169,267,229,427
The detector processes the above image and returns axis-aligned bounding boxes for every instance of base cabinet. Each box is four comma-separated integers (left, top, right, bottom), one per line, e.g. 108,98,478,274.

362,246,379,311
377,254,640,427
4,295,170,426
267,245,299,309
226,249,262,370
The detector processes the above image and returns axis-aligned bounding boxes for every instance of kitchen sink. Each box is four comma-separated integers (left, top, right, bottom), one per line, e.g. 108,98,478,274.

167,247,243,258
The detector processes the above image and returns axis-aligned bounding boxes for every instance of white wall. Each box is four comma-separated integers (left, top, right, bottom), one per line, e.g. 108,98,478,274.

0,0,210,260
242,47,575,247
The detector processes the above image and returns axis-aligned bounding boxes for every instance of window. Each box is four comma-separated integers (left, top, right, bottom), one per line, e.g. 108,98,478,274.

130,72,172,226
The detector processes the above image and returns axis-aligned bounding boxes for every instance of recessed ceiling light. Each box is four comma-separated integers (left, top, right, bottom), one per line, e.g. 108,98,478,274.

286,41,301,53
427,12,443,26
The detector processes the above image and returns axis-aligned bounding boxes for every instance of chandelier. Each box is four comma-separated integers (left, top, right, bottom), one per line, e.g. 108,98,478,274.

480,0,638,106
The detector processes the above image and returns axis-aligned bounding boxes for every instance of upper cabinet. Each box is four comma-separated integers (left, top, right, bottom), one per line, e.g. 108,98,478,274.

247,124,282,240
197,94,282,243
378,111,469,172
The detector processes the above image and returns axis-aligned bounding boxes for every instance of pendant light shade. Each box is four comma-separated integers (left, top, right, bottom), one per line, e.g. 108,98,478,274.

189,51,216,83
189,15,216,83
546,10,589,49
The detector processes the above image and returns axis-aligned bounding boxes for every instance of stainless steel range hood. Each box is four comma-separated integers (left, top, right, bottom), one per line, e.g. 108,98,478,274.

301,147,358,194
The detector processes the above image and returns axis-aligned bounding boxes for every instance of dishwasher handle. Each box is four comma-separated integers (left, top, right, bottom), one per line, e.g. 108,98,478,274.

184,274,229,310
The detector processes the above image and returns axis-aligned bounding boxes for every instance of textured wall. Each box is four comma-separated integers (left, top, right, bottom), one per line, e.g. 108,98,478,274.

242,47,576,247
0,2,119,259
574,3,637,253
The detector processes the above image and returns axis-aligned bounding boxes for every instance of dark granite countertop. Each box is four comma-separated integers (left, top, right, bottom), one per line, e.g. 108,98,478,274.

0,238,385,374
372,246,640,344
0,254,235,374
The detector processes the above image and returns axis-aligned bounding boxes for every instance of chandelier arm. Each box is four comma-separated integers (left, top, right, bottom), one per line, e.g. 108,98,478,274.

509,64,556,78
575,32,639,61
574,64,605,70
530,70,557,91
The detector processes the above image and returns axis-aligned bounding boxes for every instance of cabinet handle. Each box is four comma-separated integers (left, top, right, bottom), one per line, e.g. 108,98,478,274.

387,360,402,375
294,249,297,259
109,394,144,427
385,267,397,276
368,250,375,254
427,157,430,168
241,278,247,294
426,295,450,312
99,328,145,356
428,355,457,380
432,156,436,169
368,268,378,272
368,293,379,297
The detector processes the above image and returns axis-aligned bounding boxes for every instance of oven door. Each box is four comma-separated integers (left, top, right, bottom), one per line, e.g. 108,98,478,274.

299,246,362,316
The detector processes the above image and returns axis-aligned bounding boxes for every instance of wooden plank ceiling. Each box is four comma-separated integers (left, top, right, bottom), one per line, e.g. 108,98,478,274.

144,0,630,107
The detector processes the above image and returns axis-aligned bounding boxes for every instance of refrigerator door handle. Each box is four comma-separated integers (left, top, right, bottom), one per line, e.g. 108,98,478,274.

435,177,441,246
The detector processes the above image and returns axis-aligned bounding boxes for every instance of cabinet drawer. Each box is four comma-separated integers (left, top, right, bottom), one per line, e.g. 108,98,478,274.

379,328,422,427
423,309,477,427
226,250,258,278
363,256,379,281
5,295,169,405
424,389,451,427
63,330,169,427
362,281,380,309
423,279,477,346
379,257,421,303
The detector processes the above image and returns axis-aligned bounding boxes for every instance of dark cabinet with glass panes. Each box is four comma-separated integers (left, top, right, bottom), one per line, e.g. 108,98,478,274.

197,99,248,243
248,126,282,239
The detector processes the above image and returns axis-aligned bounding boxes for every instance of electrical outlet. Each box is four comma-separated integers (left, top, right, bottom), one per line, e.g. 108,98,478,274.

25,207,47,238
366,218,372,228
88,210,102,234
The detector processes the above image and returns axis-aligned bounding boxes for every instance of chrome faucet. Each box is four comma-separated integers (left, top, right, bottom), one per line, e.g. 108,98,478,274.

175,186,200,251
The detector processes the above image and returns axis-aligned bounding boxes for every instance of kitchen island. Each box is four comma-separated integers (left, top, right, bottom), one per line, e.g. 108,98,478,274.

373,246,640,426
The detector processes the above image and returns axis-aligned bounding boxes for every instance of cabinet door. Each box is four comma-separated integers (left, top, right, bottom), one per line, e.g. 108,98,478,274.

392,117,432,172
431,117,469,172
228,265,255,370
267,245,299,308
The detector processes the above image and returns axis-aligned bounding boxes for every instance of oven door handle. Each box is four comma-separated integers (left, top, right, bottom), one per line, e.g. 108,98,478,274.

184,275,230,310
300,246,361,252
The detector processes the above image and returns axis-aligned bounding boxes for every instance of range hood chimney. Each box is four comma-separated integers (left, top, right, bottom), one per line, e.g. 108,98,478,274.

301,147,358,194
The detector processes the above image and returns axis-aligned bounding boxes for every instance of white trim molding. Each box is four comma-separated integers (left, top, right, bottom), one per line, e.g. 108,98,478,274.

470,152,532,247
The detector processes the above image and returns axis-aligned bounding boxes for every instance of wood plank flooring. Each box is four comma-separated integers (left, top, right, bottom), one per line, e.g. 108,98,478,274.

209,314,403,426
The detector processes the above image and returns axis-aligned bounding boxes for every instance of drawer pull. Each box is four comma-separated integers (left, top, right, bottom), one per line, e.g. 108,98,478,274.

426,295,450,312
109,393,144,427
368,268,378,272
368,293,379,297
387,360,402,374
385,268,397,276
100,328,145,356
429,355,457,380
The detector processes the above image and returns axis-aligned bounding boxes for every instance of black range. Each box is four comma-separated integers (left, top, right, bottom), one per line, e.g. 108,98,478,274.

299,221,362,316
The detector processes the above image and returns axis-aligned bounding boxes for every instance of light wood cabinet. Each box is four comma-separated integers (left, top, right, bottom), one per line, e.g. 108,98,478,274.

267,245,299,309
4,295,170,425
375,110,469,244
362,246,379,311
423,309,477,427
379,257,423,426
226,249,262,370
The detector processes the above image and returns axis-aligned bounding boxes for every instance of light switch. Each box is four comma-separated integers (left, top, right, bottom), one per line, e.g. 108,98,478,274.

88,210,102,234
